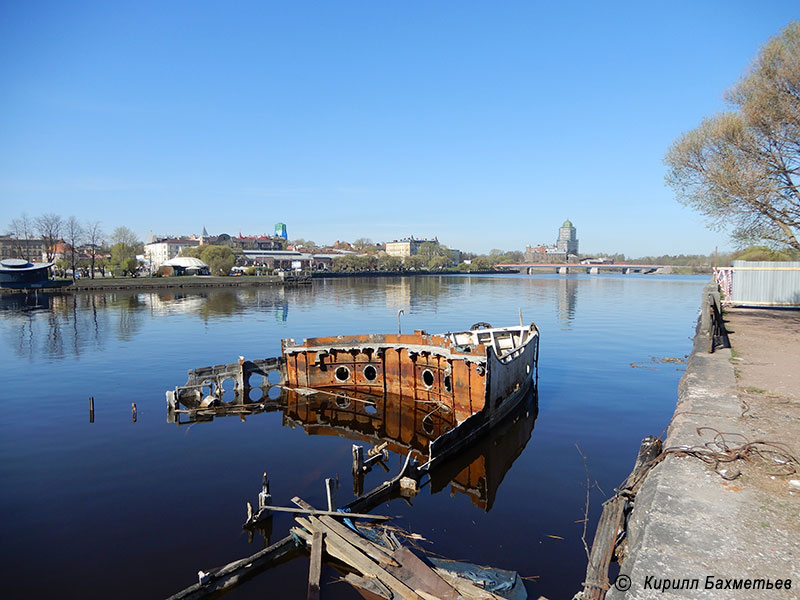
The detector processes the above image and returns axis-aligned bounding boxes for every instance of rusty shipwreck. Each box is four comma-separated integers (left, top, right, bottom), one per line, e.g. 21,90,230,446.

167,321,539,466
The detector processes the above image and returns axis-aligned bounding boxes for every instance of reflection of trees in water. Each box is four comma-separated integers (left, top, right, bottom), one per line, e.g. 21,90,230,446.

197,291,240,319
323,276,452,314
143,287,303,322
108,294,145,341
1,287,309,361
1,292,138,360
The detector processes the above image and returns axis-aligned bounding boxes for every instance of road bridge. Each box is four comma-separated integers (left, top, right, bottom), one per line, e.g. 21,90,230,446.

497,263,674,275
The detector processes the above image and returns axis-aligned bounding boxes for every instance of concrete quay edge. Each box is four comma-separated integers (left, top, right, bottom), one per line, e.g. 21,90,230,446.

607,281,799,600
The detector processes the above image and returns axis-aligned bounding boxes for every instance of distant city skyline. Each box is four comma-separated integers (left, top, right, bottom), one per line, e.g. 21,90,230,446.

2,2,798,257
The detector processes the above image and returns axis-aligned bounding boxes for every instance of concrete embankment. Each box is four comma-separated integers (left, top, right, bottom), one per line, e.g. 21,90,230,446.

607,281,799,599
0,275,307,294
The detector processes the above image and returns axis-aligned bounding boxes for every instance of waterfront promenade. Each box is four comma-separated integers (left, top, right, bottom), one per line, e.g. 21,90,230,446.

608,295,800,598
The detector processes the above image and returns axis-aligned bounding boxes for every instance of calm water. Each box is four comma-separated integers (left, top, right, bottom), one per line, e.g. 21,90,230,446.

0,274,706,599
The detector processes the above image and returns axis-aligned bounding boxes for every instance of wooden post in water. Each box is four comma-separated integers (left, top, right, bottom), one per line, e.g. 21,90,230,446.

89,396,94,423
352,445,364,474
307,530,324,600
325,478,337,512
352,445,365,496
259,472,272,511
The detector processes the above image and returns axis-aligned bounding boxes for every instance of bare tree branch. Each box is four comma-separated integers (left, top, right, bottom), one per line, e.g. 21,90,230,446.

665,22,800,250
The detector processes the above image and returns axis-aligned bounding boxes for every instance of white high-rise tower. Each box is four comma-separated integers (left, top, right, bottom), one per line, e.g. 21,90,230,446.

556,219,578,255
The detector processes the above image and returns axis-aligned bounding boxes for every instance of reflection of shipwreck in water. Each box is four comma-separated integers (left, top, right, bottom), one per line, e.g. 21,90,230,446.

283,386,537,511
168,322,539,468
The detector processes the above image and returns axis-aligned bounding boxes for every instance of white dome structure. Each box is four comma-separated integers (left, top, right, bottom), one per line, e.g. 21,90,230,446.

163,257,208,269
161,257,209,275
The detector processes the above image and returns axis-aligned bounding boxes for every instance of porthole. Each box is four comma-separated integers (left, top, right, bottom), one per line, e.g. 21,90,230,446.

363,365,377,381
335,366,351,382
421,369,435,388
443,375,452,393
422,414,435,435
336,393,351,409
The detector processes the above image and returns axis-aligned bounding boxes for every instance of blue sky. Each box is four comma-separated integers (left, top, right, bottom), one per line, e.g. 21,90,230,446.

1,1,798,257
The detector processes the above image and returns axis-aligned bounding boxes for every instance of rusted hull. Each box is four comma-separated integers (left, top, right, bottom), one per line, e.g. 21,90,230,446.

167,323,539,464
281,324,538,427
283,345,486,425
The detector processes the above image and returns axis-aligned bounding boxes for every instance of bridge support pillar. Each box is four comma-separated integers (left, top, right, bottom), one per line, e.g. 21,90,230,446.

623,268,630,275
558,266,569,274
589,267,599,275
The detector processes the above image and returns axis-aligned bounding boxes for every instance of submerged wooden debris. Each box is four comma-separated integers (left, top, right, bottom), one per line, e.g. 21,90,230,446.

165,391,539,600
290,496,527,600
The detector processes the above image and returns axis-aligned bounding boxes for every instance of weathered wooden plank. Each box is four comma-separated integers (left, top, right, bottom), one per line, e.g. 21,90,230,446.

264,504,391,521
387,546,459,600
164,536,299,600
342,573,393,600
313,516,398,567
307,530,323,600
582,495,626,600
433,568,504,599
325,478,336,511
291,498,397,566
300,518,423,600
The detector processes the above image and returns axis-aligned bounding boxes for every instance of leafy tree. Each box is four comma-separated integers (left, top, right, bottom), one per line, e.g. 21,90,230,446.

55,259,70,277
471,256,493,270
665,22,800,250
378,253,402,271
733,245,800,261
333,254,378,271
111,243,138,276
417,242,449,265
111,225,140,248
180,246,204,259
403,255,426,270
200,245,235,276
353,237,375,252
94,256,108,277
429,255,451,270
106,226,143,276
